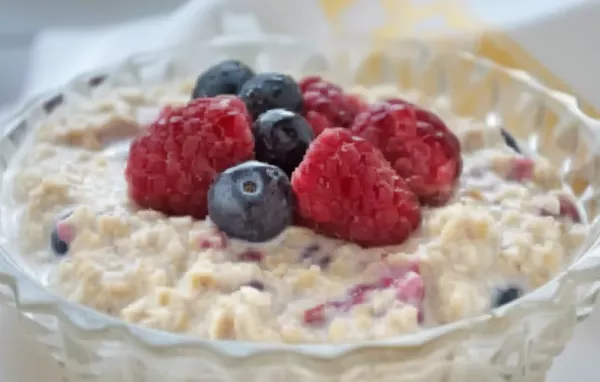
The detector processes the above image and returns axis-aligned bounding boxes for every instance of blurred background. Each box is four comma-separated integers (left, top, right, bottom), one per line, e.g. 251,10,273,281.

1,0,599,118
0,0,186,110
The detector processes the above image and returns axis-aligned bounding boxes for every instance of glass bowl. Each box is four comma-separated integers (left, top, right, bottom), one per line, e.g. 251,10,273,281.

1,37,600,382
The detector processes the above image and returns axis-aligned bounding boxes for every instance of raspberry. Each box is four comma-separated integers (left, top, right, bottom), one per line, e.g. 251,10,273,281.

125,96,254,218
351,99,462,206
304,110,332,136
303,265,425,325
291,128,421,247
298,76,324,93
300,76,368,128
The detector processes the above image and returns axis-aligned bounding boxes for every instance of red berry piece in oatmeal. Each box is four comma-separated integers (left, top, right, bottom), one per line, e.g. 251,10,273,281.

506,157,535,181
351,99,462,206
50,212,74,256
198,230,228,249
50,220,72,255
238,250,264,262
300,76,368,130
125,96,254,219
291,128,421,247
540,195,582,223
303,268,425,325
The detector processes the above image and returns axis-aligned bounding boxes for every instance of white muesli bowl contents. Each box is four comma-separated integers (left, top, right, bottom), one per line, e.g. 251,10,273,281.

1,37,600,382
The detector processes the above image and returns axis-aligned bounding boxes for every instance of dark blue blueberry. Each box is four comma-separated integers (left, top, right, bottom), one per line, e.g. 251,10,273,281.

493,286,523,307
192,60,255,98
253,109,314,178
500,128,521,153
238,72,303,120
50,225,69,255
208,161,294,242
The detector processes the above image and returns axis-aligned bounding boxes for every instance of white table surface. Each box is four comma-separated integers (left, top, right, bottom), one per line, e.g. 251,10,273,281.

0,305,598,381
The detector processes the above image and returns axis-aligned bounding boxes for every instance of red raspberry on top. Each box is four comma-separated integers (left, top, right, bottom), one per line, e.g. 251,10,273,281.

125,96,254,218
303,110,331,136
291,128,421,247
351,98,462,206
299,76,368,132
298,75,324,93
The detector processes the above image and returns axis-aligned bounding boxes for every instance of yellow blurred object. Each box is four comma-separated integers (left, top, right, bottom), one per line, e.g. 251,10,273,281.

318,0,600,118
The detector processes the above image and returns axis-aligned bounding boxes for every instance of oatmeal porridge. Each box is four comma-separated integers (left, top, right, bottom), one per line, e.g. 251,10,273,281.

0,60,587,343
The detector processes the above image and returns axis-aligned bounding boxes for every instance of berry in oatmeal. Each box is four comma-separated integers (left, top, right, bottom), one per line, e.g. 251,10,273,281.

208,161,294,242
291,128,422,247
505,157,535,182
351,99,462,206
253,109,314,177
50,222,69,255
540,194,582,223
125,95,254,219
304,266,425,325
238,72,303,120
192,59,255,98
49,212,74,256
493,286,523,307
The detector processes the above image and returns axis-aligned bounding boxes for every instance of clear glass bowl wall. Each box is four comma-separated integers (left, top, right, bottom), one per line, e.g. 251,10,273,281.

1,38,600,382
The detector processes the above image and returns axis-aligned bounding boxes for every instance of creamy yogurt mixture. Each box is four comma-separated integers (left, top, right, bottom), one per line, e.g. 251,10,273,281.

0,78,587,343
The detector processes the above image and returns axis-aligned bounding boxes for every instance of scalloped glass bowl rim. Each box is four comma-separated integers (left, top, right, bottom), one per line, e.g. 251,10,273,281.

0,36,599,359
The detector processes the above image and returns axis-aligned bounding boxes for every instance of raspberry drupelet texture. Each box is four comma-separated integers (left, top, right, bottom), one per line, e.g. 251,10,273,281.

125,96,254,219
304,110,332,136
300,76,368,130
291,128,422,247
351,98,462,206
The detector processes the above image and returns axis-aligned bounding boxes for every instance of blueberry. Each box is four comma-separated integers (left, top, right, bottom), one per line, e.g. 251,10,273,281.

500,128,521,153
208,161,294,242
50,227,68,255
50,212,73,256
253,109,314,178
238,72,303,120
192,60,255,98
493,286,523,307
